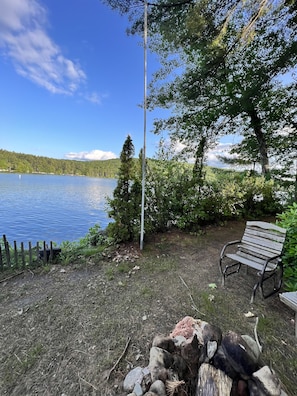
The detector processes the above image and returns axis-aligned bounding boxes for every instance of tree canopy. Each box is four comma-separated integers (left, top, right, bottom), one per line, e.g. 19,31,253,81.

104,0,297,179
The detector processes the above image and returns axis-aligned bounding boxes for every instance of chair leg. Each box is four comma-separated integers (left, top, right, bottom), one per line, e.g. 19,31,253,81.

219,258,225,287
260,267,283,299
250,282,259,304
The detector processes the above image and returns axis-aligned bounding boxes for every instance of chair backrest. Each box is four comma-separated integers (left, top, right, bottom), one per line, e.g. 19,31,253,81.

240,221,286,259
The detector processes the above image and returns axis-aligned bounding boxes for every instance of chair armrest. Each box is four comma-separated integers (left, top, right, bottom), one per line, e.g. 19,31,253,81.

261,255,282,273
220,240,241,259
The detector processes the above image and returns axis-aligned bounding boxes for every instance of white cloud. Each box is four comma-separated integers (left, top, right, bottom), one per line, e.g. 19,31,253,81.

206,142,235,167
84,92,103,105
207,142,233,160
0,0,92,96
155,136,241,168
65,150,118,161
206,141,246,168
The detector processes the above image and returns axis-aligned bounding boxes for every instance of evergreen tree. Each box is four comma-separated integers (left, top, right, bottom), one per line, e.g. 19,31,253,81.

107,135,141,242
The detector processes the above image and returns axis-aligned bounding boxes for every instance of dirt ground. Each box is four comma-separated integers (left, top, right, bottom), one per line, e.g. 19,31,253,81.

0,219,296,396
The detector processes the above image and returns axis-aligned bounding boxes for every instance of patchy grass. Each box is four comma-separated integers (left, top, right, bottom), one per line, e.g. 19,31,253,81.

0,221,296,395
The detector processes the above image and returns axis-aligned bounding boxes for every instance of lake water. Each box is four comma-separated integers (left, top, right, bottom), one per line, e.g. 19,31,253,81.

0,173,117,245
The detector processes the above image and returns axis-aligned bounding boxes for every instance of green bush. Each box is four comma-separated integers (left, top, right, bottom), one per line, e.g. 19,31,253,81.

277,203,297,291
60,224,112,264
106,138,283,241
143,160,193,232
174,174,281,231
240,176,282,217
79,224,112,247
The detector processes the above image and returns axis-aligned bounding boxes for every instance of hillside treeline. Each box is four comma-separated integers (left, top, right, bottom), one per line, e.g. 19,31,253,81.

0,149,120,178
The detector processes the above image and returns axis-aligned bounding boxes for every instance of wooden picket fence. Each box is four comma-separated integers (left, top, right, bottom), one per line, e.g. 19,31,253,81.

0,235,61,271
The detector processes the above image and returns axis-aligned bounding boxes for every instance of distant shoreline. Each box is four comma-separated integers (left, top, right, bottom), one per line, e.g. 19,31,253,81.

0,149,120,178
0,170,116,179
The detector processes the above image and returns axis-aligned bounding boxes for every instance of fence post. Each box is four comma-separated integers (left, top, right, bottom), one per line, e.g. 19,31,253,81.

14,241,18,269
43,242,47,265
36,242,40,267
0,244,3,270
3,235,10,268
29,241,32,266
49,241,54,262
21,242,25,269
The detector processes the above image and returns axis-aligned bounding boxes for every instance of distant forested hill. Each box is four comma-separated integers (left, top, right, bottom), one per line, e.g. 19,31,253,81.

0,149,120,178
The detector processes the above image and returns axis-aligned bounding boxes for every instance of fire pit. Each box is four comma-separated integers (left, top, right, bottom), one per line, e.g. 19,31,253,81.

123,316,287,396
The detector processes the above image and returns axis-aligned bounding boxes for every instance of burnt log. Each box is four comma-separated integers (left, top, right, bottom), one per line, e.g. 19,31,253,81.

196,363,232,395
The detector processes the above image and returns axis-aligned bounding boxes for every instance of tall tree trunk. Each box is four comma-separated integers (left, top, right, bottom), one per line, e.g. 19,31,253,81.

193,136,207,187
294,162,297,202
248,107,270,178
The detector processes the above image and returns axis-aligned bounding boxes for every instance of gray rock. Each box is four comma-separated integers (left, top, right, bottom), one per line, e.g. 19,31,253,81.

241,334,261,362
142,366,152,391
149,346,174,382
133,382,143,396
149,380,166,396
252,366,282,396
123,367,144,393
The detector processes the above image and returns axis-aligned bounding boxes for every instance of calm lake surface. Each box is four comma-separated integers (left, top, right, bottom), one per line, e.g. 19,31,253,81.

0,173,117,245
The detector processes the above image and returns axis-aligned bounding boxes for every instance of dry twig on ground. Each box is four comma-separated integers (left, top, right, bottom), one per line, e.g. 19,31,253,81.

104,337,131,381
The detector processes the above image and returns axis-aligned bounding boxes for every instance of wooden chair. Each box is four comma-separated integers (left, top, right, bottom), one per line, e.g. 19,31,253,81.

219,221,287,303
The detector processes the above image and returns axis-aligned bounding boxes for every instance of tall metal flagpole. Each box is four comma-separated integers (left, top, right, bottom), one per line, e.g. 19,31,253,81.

140,0,147,250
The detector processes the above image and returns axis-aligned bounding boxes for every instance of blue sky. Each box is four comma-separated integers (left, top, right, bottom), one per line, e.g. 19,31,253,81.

0,0,163,160
0,0,238,165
